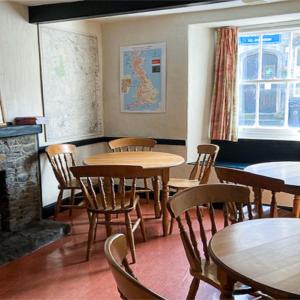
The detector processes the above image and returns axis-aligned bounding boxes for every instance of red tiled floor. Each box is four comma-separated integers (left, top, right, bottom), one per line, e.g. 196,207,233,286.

0,201,253,300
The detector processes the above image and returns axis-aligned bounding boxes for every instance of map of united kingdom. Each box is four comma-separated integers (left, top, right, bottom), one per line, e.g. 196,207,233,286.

120,43,166,112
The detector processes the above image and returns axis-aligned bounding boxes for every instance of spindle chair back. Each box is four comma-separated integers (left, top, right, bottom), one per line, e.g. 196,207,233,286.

70,165,147,262
167,184,251,299
168,144,219,234
189,144,220,183
108,137,157,152
215,167,284,218
46,144,77,187
108,137,159,217
104,233,166,300
46,144,84,219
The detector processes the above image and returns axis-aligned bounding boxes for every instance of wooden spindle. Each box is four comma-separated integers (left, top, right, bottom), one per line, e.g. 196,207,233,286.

185,211,201,261
120,177,126,209
208,203,217,235
196,206,209,260
98,177,107,209
110,177,116,210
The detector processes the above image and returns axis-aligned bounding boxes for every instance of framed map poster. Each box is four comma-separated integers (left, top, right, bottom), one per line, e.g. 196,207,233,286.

39,26,103,145
120,42,166,113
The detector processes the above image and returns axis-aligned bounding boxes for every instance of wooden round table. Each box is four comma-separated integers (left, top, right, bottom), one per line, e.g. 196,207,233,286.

245,161,300,217
209,218,300,299
84,151,185,236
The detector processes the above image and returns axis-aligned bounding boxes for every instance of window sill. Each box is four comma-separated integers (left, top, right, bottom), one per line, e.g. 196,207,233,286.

238,127,300,141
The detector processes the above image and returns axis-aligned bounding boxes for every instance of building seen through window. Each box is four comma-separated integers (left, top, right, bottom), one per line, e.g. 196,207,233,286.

238,30,300,135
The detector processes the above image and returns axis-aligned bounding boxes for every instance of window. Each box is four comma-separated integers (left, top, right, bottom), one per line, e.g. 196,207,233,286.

238,29,300,140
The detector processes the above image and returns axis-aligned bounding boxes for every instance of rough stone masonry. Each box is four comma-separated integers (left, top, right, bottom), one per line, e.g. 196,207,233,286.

0,134,41,232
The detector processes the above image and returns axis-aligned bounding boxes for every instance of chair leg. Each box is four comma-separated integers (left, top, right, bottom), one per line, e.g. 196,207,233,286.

93,215,98,241
270,192,278,218
54,189,64,220
86,213,97,261
144,178,150,203
169,187,178,235
105,213,112,237
187,277,200,300
136,202,146,242
125,213,136,264
69,189,75,217
169,217,174,235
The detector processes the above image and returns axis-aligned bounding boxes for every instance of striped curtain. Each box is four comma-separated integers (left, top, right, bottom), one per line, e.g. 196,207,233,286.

210,27,238,141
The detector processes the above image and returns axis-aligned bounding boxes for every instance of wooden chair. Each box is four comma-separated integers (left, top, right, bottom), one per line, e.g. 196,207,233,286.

168,144,219,233
46,144,85,220
167,183,255,299
108,137,160,218
215,167,285,218
70,165,147,263
104,233,166,300
168,144,219,192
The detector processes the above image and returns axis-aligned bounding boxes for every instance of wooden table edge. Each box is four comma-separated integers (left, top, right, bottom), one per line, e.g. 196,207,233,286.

208,225,300,299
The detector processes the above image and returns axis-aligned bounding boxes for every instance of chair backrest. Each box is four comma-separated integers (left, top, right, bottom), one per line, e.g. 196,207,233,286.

189,144,219,183
215,167,284,217
108,137,157,152
105,233,165,300
167,184,250,271
46,144,77,187
70,165,145,212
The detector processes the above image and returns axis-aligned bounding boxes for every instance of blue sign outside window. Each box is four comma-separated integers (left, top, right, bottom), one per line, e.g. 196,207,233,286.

239,34,281,45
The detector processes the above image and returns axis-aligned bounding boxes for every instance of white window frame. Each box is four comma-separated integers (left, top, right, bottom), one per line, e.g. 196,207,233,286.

237,28,300,141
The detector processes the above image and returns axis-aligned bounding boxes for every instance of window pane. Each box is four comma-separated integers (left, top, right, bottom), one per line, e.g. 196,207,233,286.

261,33,290,79
288,83,300,127
292,32,300,79
259,83,286,127
239,35,260,80
239,84,256,126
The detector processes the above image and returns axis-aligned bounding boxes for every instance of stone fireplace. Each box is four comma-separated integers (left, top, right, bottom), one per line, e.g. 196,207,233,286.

0,126,69,265
0,126,41,232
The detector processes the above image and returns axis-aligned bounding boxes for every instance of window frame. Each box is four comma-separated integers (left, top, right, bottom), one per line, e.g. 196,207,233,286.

237,27,300,141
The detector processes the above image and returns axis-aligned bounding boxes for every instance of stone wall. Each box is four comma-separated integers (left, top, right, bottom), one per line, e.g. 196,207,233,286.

0,134,41,232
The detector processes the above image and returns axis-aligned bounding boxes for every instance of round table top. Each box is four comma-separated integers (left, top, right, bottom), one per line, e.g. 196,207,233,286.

245,161,300,192
83,151,185,169
209,218,300,298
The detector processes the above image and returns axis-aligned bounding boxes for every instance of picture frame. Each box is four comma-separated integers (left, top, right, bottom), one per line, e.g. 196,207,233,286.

0,91,6,127
120,42,166,113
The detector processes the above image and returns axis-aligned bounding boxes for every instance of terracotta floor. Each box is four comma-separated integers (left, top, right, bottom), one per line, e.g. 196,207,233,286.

0,201,254,300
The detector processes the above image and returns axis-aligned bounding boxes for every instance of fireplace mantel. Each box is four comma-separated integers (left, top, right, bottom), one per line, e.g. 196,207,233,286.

0,125,42,139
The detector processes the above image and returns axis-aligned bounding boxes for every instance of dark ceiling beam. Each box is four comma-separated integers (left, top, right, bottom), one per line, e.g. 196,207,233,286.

29,0,234,24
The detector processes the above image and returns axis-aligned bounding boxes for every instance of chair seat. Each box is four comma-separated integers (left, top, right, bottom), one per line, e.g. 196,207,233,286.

91,192,140,213
190,260,219,289
58,178,81,190
192,260,254,295
168,178,200,190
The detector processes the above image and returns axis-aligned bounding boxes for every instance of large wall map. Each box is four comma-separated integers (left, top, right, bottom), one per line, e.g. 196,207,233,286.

39,27,103,143
120,43,166,113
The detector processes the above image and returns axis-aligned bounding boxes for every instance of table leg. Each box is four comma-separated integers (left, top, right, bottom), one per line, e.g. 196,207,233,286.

153,176,161,218
293,195,300,218
161,169,170,236
217,267,235,300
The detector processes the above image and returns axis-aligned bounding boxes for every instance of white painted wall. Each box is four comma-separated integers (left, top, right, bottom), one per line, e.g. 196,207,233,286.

0,3,42,121
187,25,214,162
0,2,105,206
